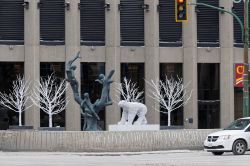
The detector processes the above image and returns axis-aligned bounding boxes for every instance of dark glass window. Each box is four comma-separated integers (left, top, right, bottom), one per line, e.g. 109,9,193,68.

160,63,183,127
40,62,65,127
120,63,144,123
81,63,106,130
121,63,145,101
197,0,219,47
234,88,243,120
0,62,24,126
120,0,145,46
80,0,105,46
234,88,250,120
0,0,24,44
198,63,220,129
40,0,65,45
159,0,182,47
233,1,250,47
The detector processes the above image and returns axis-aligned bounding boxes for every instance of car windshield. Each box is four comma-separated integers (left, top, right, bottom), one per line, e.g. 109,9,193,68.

224,119,250,130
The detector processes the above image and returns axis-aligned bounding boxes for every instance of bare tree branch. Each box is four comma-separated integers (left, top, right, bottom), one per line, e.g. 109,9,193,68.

31,74,68,127
0,75,31,126
146,75,192,126
115,77,144,102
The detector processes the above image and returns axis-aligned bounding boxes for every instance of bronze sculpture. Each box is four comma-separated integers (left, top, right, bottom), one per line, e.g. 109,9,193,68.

66,52,114,131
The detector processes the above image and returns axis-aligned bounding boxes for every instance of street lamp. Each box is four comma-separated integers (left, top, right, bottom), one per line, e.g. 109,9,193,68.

189,0,249,117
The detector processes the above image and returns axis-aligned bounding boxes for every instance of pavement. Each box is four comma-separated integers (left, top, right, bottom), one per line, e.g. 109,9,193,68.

0,150,249,166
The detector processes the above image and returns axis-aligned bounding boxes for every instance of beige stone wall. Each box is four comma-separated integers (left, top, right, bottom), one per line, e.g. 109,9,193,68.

0,130,218,152
0,0,245,129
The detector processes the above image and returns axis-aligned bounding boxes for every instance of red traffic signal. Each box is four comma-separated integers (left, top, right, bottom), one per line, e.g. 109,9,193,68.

175,0,188,22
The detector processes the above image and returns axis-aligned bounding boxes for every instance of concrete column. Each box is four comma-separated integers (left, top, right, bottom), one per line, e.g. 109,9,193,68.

105,0,121,128
65,0,81,131
24,0,40,129
144,0,160,124
183,0,198,128
219,0,234,127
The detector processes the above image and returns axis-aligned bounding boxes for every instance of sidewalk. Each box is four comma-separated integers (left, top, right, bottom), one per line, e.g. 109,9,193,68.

0,150,249,166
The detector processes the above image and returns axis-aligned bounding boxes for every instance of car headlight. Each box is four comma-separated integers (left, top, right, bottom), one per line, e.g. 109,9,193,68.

220,135,231,140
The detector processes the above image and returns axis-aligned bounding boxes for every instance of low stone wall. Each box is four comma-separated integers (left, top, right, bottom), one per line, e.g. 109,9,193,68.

0,129,218,152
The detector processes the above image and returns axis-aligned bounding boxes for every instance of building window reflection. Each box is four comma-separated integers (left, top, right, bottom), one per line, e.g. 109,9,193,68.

40,62,65,127
198,63,220,129
0,62,24,126
81,63,105,130
160,63,183,127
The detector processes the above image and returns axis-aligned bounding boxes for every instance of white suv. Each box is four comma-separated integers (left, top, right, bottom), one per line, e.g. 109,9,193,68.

204,117,250,155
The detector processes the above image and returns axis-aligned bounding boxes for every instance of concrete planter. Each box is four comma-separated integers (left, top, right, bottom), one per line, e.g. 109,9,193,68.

0,129,218,152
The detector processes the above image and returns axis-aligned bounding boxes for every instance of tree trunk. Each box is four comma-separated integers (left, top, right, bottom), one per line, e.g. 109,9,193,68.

19,111,22,126
49,114,53,128
168,111,171,126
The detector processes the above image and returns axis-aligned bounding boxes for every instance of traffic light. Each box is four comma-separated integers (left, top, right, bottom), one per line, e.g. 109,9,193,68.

175,0,188,22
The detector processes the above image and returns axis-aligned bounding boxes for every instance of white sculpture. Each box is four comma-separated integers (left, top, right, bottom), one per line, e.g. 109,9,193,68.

118,100,147,125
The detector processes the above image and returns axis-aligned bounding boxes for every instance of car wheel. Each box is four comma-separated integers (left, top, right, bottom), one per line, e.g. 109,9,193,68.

232,140,247,155
212,152,224,155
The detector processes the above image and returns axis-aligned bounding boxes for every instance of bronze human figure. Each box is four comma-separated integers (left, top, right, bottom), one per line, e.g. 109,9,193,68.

66,52,114,131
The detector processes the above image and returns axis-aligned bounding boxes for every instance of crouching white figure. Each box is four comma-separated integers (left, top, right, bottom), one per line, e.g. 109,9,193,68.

118,100,147,125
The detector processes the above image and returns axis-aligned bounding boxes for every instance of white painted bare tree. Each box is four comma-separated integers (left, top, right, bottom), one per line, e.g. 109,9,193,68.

147,76,192,126
115,77,144,102
31,74,68,128
0,75,32,126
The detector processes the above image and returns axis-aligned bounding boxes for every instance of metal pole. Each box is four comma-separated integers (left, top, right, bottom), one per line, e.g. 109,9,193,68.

243,0,249,117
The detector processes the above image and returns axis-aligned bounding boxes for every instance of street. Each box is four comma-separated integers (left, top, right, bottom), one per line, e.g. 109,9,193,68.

0,150,249,166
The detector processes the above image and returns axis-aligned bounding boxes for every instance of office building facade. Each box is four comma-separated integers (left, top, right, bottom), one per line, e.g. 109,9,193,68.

0,0,246,130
